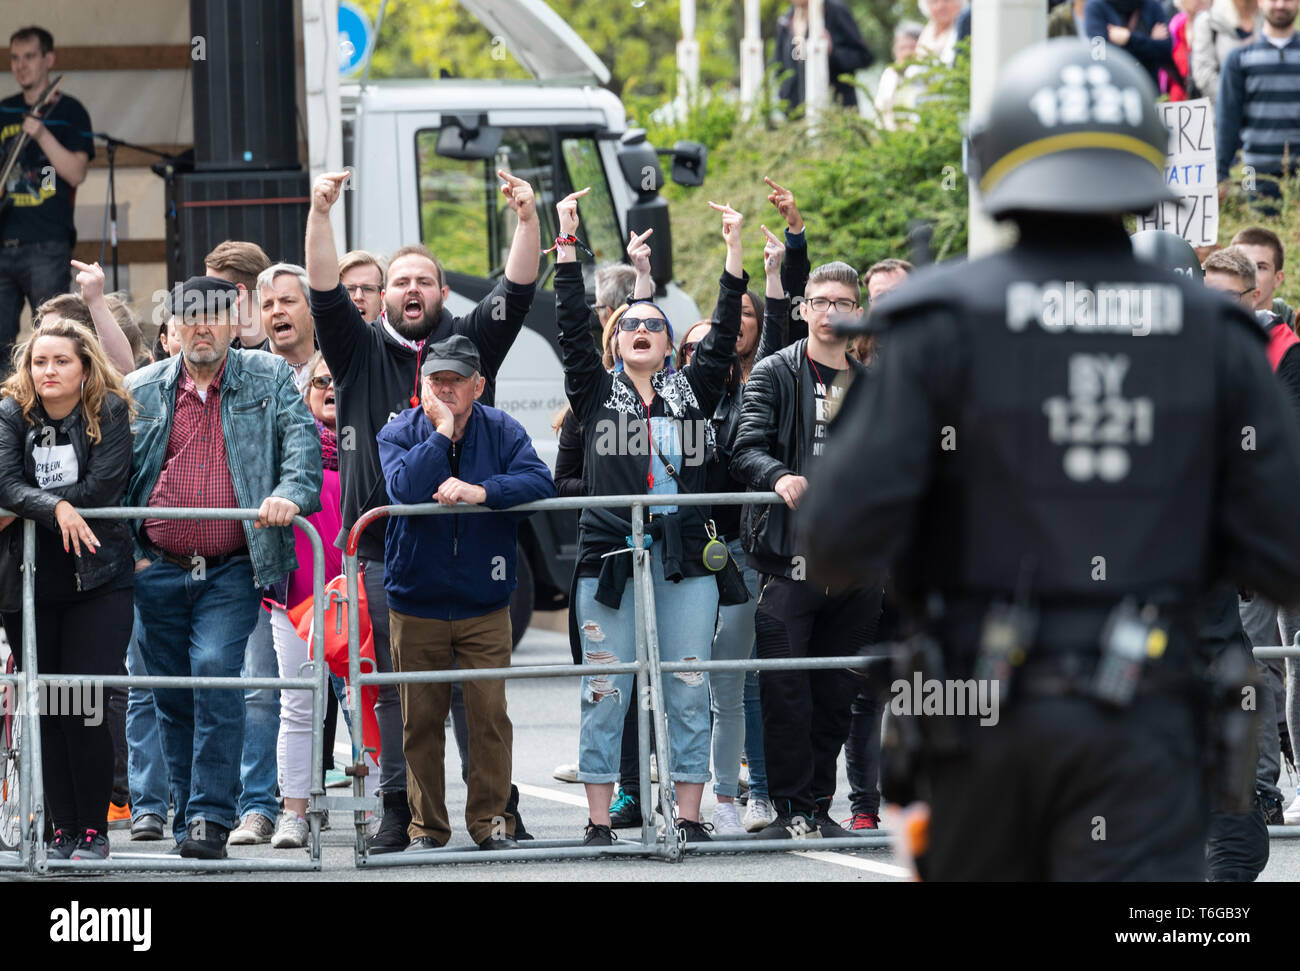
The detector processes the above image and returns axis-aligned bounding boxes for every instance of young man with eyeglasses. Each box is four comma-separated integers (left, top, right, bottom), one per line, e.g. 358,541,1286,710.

339,250,385,323
731,260,884,840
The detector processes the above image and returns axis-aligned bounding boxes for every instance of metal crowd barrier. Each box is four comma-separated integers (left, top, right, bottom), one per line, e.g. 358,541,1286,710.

8,495,1294,874
0,508,329,874
342,491,890,868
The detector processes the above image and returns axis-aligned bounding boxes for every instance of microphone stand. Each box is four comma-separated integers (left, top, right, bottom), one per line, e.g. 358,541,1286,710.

93,133,181,290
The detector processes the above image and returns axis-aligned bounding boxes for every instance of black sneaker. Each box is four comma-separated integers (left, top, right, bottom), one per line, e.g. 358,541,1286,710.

179,819,230,859
812,811,850,839
677,819,713,843
367,791,412,855
48,828,80,860
478,835,519,851
608,787,643,829
583,819,617,847
70,828,110,861
404,836,443,851
754,815,821,840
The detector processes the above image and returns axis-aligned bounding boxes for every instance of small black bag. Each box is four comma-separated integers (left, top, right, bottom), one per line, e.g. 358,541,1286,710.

714,543,751,606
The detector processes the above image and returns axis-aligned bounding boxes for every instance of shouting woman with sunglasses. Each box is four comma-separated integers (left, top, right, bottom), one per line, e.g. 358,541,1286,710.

555,190,747,845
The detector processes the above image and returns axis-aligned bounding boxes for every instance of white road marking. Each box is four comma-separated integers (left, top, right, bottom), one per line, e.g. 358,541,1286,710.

792,849,910,878
514,781,590,808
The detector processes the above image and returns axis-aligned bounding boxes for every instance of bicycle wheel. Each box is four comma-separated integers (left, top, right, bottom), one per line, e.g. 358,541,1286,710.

0,655,20,851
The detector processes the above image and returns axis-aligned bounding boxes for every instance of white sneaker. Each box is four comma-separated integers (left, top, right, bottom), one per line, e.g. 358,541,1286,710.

552,763,580,784
743,797,776,833
1284,793,1300,825
712,802,745,836
227,812,275,845
271,812,309,849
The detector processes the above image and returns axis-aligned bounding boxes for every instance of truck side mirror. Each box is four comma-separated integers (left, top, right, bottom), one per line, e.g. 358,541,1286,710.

666,140,707,188
436,114,504,161
618,130,673,294
616,129,664,193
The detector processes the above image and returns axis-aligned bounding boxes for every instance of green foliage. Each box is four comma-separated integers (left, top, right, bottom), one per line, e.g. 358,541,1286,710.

664,55,969,309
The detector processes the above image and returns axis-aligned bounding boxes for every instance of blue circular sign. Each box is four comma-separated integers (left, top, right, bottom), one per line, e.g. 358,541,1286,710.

338,2,372,76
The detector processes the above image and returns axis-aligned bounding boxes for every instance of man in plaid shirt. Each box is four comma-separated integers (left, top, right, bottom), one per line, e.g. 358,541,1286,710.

125,275,321,859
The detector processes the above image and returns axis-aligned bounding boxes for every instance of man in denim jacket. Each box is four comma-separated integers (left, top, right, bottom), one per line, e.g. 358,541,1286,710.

124,275,322,858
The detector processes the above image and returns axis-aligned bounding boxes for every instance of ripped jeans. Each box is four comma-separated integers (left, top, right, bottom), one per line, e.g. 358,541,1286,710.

576,546,718,785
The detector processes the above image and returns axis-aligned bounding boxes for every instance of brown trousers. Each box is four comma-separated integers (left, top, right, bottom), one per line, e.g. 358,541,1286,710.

389,606,514,844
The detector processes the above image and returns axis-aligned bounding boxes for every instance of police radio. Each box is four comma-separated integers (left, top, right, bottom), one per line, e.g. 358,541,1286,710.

1093,598,1167,707
974,558,1038,704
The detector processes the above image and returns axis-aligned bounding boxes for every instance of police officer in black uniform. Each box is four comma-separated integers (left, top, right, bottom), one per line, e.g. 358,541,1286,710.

802,39,1300,881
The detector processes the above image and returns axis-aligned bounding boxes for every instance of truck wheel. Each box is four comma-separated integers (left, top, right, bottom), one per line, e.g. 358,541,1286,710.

510,546,533,649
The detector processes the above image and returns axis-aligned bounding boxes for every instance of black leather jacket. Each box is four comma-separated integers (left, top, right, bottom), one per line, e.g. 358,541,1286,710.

0,393,135,594
731,334,866,577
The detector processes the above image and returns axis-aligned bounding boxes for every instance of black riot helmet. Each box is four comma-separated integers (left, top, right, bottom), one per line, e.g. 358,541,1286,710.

969,39,1176,219
1130,229,1204,282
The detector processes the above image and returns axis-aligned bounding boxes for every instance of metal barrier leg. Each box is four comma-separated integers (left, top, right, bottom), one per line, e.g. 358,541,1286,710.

344,553,370,864
21,520,44,873
305,523,328,869
631,507,659,858
631,507,678,860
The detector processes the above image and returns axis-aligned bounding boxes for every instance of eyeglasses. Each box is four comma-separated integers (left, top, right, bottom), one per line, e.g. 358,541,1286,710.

806,296,861,313
680,340,699,359
618,316,668,332
309,375,335,390
346,283,381,296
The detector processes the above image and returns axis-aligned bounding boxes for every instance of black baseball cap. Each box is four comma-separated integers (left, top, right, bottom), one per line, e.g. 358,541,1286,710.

420,334,481,378
165,276,240,324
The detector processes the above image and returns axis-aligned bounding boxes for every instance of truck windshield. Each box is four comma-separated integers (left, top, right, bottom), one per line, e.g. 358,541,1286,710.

416,126,622,289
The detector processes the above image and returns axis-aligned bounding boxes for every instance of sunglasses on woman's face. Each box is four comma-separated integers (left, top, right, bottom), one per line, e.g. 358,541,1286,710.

618,316,668,333
680,340,700,360
309,375,335,390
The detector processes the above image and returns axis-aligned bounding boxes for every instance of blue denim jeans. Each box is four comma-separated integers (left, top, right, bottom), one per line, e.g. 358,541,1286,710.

576,546,718,785
134,556,263,839
125,616,171,822
710,539,759,798
236,608,280,819
0,239,71,370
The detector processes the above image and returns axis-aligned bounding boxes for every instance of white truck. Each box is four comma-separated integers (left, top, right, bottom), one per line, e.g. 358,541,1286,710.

332,0,707,638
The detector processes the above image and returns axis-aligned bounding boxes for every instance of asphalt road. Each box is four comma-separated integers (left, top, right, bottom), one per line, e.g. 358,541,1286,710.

7,621,1300,882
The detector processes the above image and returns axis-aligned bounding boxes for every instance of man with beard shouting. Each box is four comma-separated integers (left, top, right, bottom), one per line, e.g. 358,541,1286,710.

306,168,540,852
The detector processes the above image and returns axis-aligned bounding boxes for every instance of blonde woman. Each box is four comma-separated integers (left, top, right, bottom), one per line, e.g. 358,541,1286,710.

0,312,136,861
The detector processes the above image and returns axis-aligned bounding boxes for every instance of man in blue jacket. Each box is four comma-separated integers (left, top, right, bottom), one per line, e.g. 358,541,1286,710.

377,335,555,851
